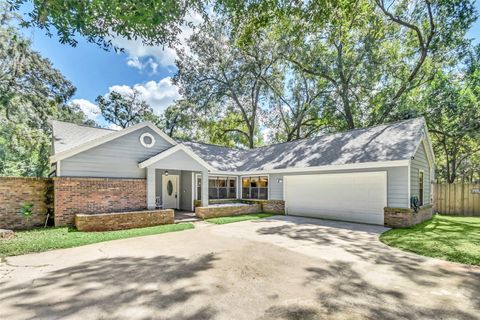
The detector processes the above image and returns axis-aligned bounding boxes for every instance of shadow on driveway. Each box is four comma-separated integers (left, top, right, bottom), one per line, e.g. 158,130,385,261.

254,215,480,319
1,254,218,320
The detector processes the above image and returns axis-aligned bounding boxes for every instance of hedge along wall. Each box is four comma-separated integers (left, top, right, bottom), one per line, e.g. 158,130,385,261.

0,177,53,230
53,177,147,226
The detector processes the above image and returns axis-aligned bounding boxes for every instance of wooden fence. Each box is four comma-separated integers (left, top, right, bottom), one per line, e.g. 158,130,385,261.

433,183,480,216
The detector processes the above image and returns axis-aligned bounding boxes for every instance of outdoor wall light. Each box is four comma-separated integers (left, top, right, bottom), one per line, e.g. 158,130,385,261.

164,170,169,176
276,178,283,183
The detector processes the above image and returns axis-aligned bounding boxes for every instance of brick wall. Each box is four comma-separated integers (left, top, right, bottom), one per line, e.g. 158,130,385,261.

384,205,434,228
54,177,147,226
203,199,285,214
75,209,174,232
0,177,53,230
196,203,262,219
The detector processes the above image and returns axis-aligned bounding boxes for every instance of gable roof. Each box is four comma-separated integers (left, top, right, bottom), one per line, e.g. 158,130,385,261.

51,117,429,173
180,117,427,172
50,121,177,163
52,121,114,154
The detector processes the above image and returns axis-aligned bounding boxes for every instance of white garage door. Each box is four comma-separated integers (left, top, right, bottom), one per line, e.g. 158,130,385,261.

284,172,387,225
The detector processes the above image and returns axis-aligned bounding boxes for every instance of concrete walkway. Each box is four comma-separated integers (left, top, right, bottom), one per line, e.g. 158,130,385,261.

0,216,478,320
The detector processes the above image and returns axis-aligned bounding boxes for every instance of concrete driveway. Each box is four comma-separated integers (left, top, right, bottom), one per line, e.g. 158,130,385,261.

0,216,479,320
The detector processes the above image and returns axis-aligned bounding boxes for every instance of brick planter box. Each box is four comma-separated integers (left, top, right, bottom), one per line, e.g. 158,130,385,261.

75,209,174,232
199,199,285,215
196,203,262,219
384,205,434,228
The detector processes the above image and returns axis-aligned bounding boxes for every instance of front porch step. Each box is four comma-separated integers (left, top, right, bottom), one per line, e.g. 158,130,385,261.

174,211,200,224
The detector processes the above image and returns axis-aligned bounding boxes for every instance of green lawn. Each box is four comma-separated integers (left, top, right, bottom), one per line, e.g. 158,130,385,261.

0,223,194,257
205,213,275,224
380,215,480,265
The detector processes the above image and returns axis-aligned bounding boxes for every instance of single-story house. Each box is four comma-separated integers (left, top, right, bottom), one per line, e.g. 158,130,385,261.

50,117,434,226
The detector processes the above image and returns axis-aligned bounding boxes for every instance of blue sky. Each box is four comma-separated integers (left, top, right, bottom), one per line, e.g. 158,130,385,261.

18,1,480,125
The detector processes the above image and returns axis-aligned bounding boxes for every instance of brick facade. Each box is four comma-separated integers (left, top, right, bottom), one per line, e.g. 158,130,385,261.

54,177,147,226
75,209,174,231
196,203,262,219
384,205,434,228
0,177,53,230
202,199,285,214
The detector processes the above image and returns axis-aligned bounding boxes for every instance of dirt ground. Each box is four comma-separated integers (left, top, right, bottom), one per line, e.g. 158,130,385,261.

1,216,479,320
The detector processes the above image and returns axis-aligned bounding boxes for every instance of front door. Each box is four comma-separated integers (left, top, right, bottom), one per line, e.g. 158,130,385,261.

162,175,179,209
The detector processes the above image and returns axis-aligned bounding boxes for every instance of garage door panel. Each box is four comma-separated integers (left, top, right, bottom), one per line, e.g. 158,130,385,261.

284,172,387,225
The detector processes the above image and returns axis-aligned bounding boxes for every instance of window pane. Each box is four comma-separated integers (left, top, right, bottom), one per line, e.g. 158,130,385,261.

209,178,216,188
218,178,227,187
197,187,201,200
209,188,218,199
229,178,236,188
250,177,259,187
251,187,259,199
228,188,236,199
242,178,250,188
259,188,268,199
242,188,250,199
259,176,268,187
219,188,227,199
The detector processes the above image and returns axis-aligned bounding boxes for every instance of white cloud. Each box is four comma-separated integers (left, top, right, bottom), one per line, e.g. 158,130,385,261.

107,123,122,130
110,12,203,72
71,99,100,120
108,77,180,114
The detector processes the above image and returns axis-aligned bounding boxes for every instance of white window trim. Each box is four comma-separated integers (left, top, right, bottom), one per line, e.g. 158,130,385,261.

195,174,239,200
240,174,270,200
140,132,156,148
419,169,425,205
209,175,238,200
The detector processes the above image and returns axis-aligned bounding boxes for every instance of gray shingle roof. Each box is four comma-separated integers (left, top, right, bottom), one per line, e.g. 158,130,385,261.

181,117,426,172
51,117,426,172
51,121,115,154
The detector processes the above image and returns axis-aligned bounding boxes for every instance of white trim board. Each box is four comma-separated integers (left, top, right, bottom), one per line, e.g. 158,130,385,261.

138,144,215,171
50,121,177,163
209,159,410,176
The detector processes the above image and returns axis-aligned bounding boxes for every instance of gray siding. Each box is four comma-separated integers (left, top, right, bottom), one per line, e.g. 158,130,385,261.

180,171,194,211
61,127,172,178
410,141,431,205
148,149,208,171
269,166,409,208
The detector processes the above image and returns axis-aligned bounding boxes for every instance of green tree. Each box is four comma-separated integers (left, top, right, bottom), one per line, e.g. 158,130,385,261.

174,19,279,148
0,5,91,177
9,0,205,49
219,0,476,130
96,89,159,128
422,51,480,183
159,100,199,139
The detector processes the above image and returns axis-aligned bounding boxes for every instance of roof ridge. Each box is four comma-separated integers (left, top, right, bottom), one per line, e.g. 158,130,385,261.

181,140,248,152
52,120,115,131
251,117,424,151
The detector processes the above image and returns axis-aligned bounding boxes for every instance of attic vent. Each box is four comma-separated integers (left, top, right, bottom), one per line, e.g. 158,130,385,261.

140,132,156,148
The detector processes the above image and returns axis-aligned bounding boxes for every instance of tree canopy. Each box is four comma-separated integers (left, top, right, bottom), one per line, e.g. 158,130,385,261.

5,0,480,182
0,5,93,176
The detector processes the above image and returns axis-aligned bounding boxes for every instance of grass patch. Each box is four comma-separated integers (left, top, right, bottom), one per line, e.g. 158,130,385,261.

205,213,275,225
380,215,480,265
0,223,194,257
